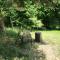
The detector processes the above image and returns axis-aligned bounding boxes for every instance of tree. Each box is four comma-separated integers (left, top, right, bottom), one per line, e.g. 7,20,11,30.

0,0,14,31
0,0,12,32
37,2,60,29
0,16,4,32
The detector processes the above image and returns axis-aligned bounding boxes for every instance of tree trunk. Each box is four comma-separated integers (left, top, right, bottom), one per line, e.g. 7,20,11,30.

0,17,4,33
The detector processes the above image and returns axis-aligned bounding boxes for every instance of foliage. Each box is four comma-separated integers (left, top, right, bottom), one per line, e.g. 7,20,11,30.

16,11,35,29
2,0,36,28
16,30,32,45
25,1,38,18
0,0,60,30
0,0,12,16
37,3,60,29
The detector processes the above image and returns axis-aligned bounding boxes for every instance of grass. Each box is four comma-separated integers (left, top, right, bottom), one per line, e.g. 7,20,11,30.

5,28,60,45
31,30,60,45
41,30,60,45
0,27,60,60
31,30,60,58
0,28,34,60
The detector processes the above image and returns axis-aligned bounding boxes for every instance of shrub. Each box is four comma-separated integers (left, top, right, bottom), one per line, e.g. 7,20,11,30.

37,3,60,29
16,30,32,46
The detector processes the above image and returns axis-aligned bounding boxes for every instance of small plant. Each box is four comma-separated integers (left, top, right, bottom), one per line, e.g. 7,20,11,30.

15,30,32,46
21,30,32,43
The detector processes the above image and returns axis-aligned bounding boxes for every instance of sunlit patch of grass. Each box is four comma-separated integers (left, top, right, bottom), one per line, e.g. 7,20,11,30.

5,27,60,45
31,30,60,45
41,30,60,45
5,29,17,38
5,27,19,38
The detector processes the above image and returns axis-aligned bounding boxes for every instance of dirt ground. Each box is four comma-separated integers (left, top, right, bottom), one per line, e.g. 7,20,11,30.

37,45,60,60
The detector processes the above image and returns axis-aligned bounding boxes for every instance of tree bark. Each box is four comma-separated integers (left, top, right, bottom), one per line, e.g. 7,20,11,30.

0,17,4,33
35,32,42,42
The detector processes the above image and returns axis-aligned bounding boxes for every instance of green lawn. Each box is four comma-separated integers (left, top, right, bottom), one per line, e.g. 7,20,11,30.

6,28,60,45
42,30,60,45
31,30,60,45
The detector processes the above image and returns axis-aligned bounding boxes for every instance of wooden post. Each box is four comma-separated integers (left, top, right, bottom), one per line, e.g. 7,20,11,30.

35,32,42,42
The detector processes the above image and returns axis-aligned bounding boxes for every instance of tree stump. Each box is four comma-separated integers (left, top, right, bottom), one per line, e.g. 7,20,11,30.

35,32,42,43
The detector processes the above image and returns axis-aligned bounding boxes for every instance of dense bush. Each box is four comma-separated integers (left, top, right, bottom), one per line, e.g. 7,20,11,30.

25,1,38,18
37,3,60,29
0,0,60,30
16,30,32,45
0,0,35,29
